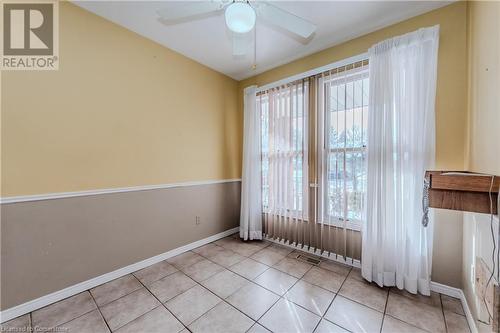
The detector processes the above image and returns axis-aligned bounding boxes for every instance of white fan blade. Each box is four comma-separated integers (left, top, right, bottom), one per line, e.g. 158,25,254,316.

157,1,224,22
232,32,252,56
256,2,316,39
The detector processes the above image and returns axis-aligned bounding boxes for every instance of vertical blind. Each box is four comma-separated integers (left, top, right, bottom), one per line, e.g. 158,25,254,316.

260,80,310,247
259,59,368,260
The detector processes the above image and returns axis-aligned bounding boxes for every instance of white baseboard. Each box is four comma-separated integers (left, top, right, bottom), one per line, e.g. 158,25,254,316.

430,281,462,298
430,281,478,333
0,227,239,323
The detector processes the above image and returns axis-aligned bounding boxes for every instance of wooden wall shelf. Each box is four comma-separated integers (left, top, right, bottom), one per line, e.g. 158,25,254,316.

425,171,499,215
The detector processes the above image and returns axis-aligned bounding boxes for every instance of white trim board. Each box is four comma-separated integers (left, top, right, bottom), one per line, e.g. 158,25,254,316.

0,179,241,204
430,281,478,333
0,227,239,323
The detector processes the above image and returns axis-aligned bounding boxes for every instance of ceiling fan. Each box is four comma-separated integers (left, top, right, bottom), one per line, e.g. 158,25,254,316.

157,1,317,59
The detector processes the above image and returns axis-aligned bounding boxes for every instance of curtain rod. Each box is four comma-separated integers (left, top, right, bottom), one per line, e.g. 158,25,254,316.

256,59,369,96
256,52,368,94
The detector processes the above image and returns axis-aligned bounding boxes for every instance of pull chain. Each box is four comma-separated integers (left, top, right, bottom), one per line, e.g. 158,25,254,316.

252,21,257,70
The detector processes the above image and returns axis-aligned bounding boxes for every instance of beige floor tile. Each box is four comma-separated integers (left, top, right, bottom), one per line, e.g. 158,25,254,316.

206,248,245,268
115,306,184,333
259,298,320,333
55,309,109,333
390,288,442,308
274,257,312,278
254,268,298,296
267,244,294,256
167,251,205,269
347,267,363,281
149,271,196,302
90,275,142,306
230,258,269,280
325,295,383,333
227,241,264,257
477,318,492,332
314,319,349,333
386,292,446,333
100,288,160,331
319,260,351,276
302,267,346,293
444,311,470,333
258,239,273,248
1,314,31,332
133,261,178,285
338,277,388,311
226,283,279,320
215,237,263,257
382,315,427,333
251,248,286,266
188,301,254,333
442,294,465,315
214,236,238,247
166,285,221,325
32,292,96,330
285,280,335,316
201,270,248,298
248,323,271,333
192,243,226,257
181,259,224,282
216,236,241,245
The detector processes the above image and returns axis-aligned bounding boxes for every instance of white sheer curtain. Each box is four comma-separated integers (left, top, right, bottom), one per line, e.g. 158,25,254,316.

362,26,439,295
240,85,263,240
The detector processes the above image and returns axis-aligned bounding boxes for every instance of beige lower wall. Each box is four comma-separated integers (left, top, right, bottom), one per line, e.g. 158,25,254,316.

0,181,240,310
432,210,464,288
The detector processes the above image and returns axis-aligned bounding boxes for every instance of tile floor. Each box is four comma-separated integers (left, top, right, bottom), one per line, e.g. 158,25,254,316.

1,233,471,333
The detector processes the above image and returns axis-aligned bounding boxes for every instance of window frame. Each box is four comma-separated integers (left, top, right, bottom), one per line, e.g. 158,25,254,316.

317,65,369,232
257,54,369,233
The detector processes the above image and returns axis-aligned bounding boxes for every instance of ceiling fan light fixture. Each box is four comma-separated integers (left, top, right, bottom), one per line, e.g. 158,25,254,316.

225,2,256,34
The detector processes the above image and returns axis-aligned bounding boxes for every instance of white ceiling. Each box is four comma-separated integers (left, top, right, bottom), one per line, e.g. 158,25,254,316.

74,1,452,80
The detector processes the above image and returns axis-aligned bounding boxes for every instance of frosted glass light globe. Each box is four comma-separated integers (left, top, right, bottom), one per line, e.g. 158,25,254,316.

225,2,256,34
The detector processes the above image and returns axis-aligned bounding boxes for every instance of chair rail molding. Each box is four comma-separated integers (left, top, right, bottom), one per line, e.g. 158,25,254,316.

0,179,242,204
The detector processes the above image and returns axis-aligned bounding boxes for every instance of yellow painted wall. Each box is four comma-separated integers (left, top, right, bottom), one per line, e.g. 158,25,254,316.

465,1,500,175
1,2,242,196
462,1,500,328
239,2,468,172
239,2,469,288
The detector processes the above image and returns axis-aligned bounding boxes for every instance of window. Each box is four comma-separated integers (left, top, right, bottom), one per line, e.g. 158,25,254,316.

320,61,369,230
259,58,368,232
